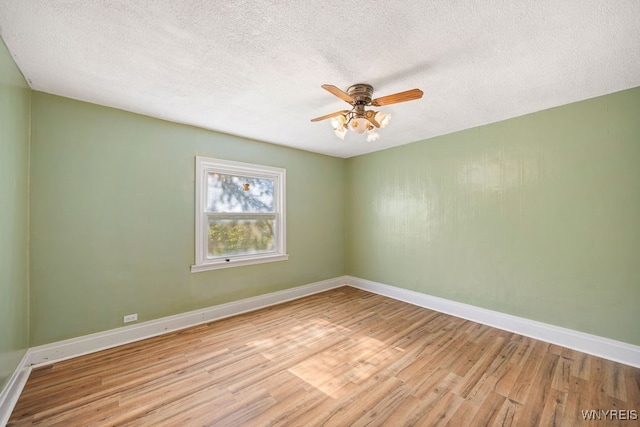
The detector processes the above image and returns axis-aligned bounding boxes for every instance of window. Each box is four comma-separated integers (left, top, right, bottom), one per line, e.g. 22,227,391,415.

192,156,287,272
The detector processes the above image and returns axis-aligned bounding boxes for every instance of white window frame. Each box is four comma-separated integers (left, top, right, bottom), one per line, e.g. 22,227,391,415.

191,156,288,272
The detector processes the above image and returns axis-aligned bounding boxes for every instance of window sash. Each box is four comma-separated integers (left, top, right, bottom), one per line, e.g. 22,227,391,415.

205,213,278,259
205,212,276,219
206,173,275,214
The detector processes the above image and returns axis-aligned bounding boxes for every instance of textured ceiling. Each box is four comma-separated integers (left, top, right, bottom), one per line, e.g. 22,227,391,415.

1,1,639,158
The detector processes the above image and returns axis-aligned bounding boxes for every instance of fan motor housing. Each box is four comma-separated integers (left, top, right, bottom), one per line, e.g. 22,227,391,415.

347,84,373,105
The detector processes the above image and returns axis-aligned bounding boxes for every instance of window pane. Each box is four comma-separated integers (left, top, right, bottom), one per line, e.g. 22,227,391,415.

208,218,276,257
207,173,274,213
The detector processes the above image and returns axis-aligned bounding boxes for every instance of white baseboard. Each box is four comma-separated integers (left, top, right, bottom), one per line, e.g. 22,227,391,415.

27,276,348,367
3,274,638,424
0,276,346,422
345,276,640,369
0,351,31,427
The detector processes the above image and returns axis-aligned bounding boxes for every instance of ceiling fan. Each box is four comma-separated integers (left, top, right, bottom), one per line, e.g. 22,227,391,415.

311,83,423,141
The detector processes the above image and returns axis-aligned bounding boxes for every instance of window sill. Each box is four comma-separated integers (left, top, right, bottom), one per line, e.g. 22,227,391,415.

191,254,289,272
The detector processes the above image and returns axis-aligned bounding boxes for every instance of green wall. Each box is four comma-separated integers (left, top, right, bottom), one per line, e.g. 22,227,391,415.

347,87,640,345
3,36,639,372
0,39,30,392
29,92,345,346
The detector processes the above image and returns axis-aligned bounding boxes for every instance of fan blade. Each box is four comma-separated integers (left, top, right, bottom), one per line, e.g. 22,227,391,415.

310,110,349,122
321,84,355,104
371,88,423,106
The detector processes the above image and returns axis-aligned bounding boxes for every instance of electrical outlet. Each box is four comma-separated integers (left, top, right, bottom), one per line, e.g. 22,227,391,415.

123,313,138,323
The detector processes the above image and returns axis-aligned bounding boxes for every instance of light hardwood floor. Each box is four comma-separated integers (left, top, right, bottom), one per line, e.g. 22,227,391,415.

8,287,640,426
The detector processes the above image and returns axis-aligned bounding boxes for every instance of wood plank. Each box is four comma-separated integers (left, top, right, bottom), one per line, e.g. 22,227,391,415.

551,356,571,393
512,351,560,426
507,340,548,404
494,363,522,397
414,390,465,427
537,389,567,427
490,398,521,427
